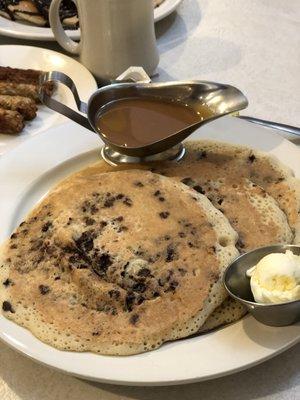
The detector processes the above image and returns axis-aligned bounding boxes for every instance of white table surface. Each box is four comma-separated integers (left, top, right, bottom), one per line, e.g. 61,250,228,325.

0,0,299,399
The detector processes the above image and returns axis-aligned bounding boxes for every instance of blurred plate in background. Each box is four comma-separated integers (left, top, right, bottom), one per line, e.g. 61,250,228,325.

0,0,183,40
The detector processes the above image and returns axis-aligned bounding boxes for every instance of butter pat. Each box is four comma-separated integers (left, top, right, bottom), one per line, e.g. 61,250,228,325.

247,250,300,304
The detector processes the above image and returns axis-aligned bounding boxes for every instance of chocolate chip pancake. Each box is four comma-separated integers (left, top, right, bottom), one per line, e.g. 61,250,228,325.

0,169,238,355
181,140,300,243
198,297,247,333
69,141,295,330
70,147,293,253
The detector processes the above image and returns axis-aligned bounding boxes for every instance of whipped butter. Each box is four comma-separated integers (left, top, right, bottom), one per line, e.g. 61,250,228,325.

247,250,300,304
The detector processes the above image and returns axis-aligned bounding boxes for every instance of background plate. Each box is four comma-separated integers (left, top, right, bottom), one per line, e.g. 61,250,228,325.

0,45,97,155
0,117,299,386
0,0,183,40
154,0,183,22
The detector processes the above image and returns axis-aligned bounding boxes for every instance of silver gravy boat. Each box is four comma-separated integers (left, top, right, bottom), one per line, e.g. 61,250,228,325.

39,71,248,165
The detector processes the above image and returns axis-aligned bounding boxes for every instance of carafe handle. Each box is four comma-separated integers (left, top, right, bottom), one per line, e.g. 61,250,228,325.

39,71,93,132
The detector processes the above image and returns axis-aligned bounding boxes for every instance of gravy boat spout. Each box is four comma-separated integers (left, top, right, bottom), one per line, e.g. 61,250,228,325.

40,71,248,160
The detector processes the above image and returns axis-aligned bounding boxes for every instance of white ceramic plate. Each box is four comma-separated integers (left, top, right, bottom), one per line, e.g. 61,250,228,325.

0,45,97,155
0,0,183,41
0,117,299,386
154,0,183,22
0,15,81,41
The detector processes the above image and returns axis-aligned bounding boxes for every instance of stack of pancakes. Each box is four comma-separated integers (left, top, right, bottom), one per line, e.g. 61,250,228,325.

0,140,298,355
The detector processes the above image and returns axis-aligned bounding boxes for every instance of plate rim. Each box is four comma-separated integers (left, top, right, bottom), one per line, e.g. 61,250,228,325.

0,119,299,386
0,15,80,41
0,0,182,41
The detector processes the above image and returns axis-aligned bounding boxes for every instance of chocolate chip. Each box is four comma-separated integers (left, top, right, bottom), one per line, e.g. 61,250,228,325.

193,185,205,194
159,211,170,219
178,232,186,238
111,307,118,316
167,269,174,279
125,293,135,312
130,314,139,325
100,221,107,228
91,204,99,214
93,253,113,275
138,268,151,277
41,221,52,232
76,264,88,269
123,197,133,207
248,154,256,163
10,233,17,239
103,197,115,208
54,276,61,281
123,262,129,270
39,285,50,295
166,246,175,262
84,217,95,226
108,289,120,299
2,301,14,313
178,268,187,276
75,231,94,252
196,150,207,160
118,226,128,232
134,181,144,187
153,291,160,297
137,296,145,305
115,216,124,222
166,281,179,292
218,198,223,205
132,282,146,293
19,221,25,227
154,190,161,196
92,331,101,336
188,242,194,248
3,278,13,287
116,193,124,199
159,197,165,202
134,249,144,256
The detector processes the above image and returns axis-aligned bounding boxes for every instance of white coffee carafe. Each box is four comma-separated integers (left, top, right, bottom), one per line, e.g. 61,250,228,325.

50,0,159,81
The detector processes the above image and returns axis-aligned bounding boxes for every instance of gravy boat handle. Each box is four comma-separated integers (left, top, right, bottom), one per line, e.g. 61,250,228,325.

39,71,94,132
